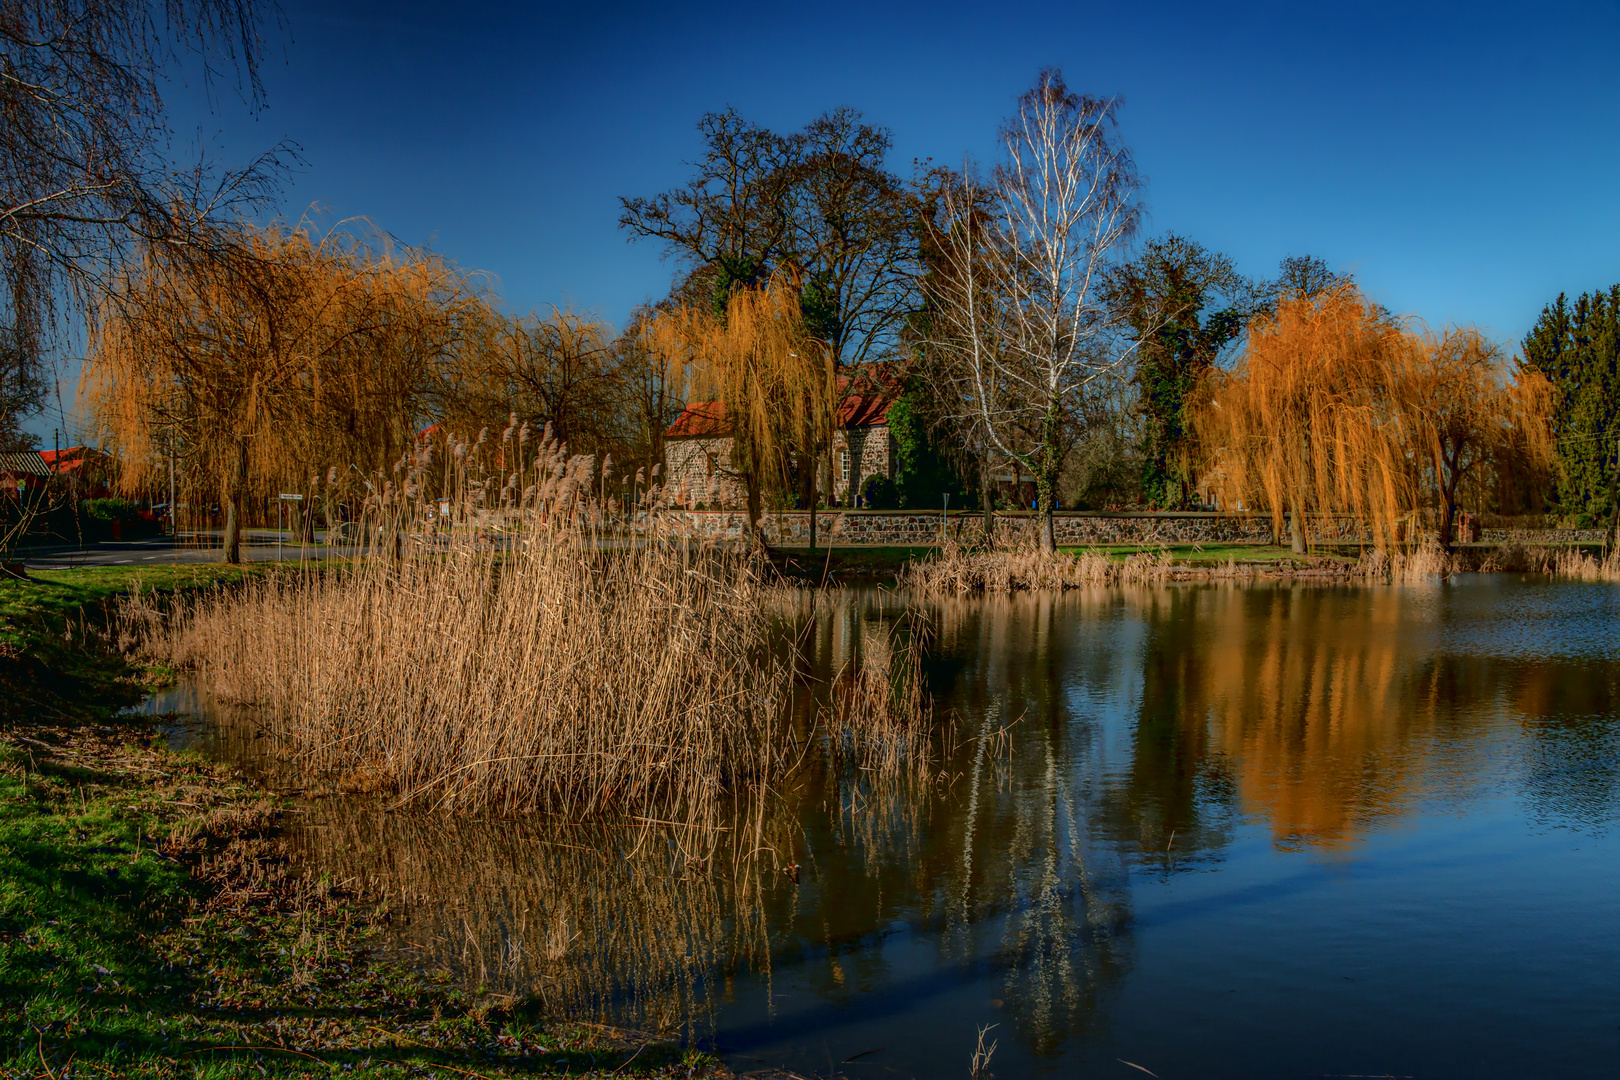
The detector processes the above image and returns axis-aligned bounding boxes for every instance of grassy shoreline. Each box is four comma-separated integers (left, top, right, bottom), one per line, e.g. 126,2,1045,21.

1,566,729,1079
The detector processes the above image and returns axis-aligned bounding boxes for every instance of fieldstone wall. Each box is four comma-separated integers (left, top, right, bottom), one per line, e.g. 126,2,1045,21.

650,510,1606,548
666,509,1302,546
1480,526,1608,545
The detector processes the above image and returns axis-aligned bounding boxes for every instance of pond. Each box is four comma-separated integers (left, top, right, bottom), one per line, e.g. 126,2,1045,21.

152,575,1620,1079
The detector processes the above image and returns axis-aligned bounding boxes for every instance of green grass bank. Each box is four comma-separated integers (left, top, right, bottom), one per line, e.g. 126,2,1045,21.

1,566,728,1079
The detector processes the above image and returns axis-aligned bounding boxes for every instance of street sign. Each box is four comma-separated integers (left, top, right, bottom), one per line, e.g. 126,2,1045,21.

278,493,304,501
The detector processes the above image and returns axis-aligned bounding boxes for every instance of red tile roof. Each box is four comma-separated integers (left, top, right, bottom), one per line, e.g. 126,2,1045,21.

665,401,730,439
666,365,903,439
39,446,105,474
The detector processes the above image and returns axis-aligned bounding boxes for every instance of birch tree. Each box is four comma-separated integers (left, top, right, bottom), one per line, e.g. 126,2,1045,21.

924,69,1142,550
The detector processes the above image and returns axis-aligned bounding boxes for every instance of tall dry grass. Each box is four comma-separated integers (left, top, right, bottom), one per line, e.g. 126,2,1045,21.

141,434,795,821
1476,544,1620,581
903,535,1161,593
136,428,945,823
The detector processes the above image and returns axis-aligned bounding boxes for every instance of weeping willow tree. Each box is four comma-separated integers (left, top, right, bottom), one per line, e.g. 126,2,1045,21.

1195,286,1553,552
1393,328,1553,550
84,221,482,561
644,275,836,542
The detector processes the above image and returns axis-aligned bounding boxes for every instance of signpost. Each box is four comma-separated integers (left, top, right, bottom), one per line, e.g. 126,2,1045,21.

278,493,303,560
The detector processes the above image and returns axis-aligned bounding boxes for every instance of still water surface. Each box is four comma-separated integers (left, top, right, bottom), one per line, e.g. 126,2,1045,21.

162,575,1620,1078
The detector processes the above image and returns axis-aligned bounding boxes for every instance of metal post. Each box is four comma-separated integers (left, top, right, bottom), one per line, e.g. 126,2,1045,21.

942,492,949,542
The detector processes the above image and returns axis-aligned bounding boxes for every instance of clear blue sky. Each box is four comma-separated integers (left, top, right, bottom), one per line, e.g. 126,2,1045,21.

40,0,1617,442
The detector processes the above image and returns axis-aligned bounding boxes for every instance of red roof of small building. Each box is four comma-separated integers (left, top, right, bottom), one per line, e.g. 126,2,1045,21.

665,401,730,439
39,446,104,474
666,365,902,439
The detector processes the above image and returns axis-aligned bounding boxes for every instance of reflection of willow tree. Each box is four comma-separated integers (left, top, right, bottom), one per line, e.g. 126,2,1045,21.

1139,585,1441,849
1113,584,1620,850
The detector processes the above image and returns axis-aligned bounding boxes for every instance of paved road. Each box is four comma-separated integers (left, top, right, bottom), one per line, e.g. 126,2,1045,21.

23,532,352,570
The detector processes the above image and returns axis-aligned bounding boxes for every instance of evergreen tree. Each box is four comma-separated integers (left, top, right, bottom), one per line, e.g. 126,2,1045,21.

1522,286,1620,520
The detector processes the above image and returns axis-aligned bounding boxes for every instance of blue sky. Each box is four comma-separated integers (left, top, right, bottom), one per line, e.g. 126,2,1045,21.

37,0,1616,441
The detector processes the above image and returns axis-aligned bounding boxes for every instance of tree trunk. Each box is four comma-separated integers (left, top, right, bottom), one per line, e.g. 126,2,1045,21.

744,478,764,549
1035,466,1058,552
1289,499,1306,555
1036,402,1061,553
221,439,247,564
1603,436,1620,561
979,454,995,547
1437,495,1457,554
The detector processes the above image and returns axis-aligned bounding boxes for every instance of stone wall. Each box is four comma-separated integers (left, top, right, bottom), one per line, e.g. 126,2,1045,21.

667,509,1293,546
652,509,1606,547
1480,526,1609,545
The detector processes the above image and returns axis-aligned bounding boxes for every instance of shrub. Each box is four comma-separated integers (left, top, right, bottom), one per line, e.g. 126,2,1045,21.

80,498,142,522
860,473,899,510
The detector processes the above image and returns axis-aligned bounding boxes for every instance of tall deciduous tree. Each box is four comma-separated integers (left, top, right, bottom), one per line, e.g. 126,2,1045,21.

618,109,796,313
86,222,479,562
442,309,622,459
1195,287,1552,552
621,106,921,514
924,69,1143,550
1395,328,1553,550
0,0,288,446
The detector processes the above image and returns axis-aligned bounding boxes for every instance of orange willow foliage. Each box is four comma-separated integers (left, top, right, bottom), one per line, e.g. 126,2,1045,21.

84,222,482,519
1194,287,1552,549
642,276,835,528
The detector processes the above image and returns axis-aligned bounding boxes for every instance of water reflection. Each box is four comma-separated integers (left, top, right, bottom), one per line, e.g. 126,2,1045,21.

212,578,1620,1075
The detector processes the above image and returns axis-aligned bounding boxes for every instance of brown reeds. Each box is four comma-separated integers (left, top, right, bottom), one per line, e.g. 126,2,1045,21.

902,532,1209,593
142,438,793,821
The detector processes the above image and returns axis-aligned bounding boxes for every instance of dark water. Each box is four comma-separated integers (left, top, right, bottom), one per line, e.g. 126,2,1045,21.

161,576,1620,1079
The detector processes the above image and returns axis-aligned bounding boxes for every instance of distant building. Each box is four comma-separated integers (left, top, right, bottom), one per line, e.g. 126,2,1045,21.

663,368,902,508
40,446,114,498
0,451,50,499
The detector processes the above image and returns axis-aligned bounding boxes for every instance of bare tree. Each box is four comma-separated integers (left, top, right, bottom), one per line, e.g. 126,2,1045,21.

1,0,288,441
440,309,624,462
618,109,796,310
925,70,1143,550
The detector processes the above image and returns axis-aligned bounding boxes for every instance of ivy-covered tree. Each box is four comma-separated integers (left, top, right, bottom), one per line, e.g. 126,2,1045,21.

1101,235,1266,508
1522,287,1620,523
886,384,971,511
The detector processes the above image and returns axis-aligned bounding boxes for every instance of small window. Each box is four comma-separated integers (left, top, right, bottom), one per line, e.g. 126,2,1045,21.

839,451,849,481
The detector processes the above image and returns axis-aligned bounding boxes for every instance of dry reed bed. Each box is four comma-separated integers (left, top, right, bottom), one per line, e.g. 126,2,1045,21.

903,533,1620,593
143,517,793,820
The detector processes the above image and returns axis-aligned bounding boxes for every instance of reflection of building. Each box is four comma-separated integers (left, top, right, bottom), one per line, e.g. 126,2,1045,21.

662,367,901,508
